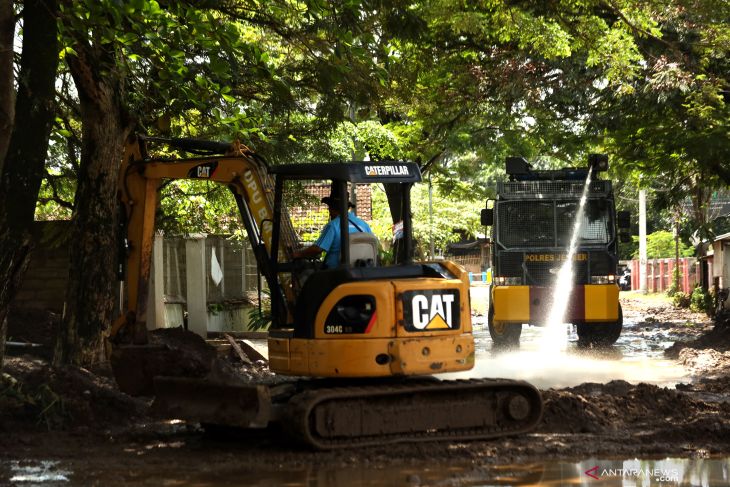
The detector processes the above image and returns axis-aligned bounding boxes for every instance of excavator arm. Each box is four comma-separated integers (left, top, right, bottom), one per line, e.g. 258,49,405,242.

111,134,294,343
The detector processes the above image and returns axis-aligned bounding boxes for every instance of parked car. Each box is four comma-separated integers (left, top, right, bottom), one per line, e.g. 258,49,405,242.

618,268,631,291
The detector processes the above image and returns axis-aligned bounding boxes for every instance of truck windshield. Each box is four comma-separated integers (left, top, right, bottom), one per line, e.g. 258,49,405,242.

497,199,612,248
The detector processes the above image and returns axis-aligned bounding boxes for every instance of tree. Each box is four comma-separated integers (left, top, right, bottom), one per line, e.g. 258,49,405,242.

53,0,137,364
590,0,729,248
4,0,725,367
0,0,15,168
0,0,59,368
632,230,694,259
52,0,393,365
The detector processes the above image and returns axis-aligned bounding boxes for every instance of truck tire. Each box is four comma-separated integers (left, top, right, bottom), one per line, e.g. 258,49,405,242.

488,303,522,345
577,304,623,346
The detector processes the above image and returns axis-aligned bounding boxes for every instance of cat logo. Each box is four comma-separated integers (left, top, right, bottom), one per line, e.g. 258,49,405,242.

403,290,460,331
187,161,218,179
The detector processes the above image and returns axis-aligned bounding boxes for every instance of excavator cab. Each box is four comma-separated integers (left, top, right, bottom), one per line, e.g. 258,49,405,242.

111,135,542,449
264,163,475,377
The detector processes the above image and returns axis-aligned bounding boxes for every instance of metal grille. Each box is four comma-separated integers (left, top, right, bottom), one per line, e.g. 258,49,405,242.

524,260,588,286
497,201,554,248
495,252,523,278
497,200,611,249
554,201,612,246
497,180,611,199
283,180,331,246
282,180,373,247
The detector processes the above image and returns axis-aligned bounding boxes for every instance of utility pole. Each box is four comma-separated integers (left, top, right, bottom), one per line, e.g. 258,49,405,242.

639,189,648,293
428,174,435,259
348,103,358,215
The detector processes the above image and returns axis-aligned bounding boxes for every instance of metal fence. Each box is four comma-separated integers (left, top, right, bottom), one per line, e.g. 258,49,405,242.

629,257,698,293
161,235,261,307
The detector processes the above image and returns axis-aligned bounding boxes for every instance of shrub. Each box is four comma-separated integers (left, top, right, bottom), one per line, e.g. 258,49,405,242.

666,268,683,297
672,291,691,308
690,287,713,315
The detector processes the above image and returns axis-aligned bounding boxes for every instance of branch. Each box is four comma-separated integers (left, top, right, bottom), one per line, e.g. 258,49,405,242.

420,149,446,174
42,172,74,210
601,0,676,50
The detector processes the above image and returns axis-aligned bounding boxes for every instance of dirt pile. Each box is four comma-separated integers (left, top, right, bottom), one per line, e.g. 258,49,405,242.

621,295,709,326
665,317,730,356
0,356,149,440
1,328,272,448
663,310,730,383
539,379,730,445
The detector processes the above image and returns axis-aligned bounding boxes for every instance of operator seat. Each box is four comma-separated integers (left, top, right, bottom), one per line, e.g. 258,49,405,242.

349,232,379,267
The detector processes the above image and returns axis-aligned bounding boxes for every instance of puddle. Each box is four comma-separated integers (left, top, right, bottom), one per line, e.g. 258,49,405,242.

445,318,689,389
3,457,728,486
3,461,70,486
486,457,730,486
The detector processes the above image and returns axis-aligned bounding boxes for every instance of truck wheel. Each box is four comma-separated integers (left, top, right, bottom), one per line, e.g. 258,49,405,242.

577,304,623,346
488,303,522,345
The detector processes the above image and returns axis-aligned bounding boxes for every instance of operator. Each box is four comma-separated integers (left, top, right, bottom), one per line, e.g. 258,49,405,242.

293,195,372,268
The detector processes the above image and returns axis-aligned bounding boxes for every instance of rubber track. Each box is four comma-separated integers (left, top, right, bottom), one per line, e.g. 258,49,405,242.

282,378,543,449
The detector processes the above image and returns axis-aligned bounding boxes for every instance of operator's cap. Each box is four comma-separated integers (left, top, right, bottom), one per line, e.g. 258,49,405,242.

321,195,355,208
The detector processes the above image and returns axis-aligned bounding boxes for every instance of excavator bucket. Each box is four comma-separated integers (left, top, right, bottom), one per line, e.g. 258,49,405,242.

110,328,218,396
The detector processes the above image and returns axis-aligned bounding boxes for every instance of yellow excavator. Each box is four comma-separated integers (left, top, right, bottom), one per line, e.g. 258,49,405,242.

110,134,542,449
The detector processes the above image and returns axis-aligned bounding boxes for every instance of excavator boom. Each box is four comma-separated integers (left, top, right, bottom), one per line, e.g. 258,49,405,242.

113,135,293,343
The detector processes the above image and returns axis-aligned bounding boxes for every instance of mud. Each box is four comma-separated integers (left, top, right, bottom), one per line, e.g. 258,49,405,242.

2,295,730,482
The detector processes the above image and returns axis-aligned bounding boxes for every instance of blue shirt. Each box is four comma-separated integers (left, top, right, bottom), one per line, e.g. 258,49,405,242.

316,212,372,268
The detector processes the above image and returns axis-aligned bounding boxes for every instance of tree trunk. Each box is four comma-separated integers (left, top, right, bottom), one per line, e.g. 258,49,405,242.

0,0,59,369
0,231,33,364
54,41,131,366
0,0,15,168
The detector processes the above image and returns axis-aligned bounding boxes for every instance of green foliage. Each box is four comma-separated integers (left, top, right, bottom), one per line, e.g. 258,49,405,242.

666,267,683,297
591,0,730,241
371,180,483,257
247,289,271,331
690,286,713,315
157,181,241,236
672,291,691,308
631,230,694,259
20,0,729,265
291,208,330,244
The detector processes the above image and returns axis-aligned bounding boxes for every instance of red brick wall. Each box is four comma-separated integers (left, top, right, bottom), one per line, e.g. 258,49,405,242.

289,183,372,221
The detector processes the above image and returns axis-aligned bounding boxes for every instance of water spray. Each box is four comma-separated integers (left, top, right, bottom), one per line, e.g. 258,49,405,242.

541,166,594,351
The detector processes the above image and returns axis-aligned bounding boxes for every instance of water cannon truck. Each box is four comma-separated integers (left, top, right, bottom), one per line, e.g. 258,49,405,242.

481,154,631,346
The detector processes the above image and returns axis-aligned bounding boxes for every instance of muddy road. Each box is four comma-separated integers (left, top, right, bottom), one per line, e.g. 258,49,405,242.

2,292,730,486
